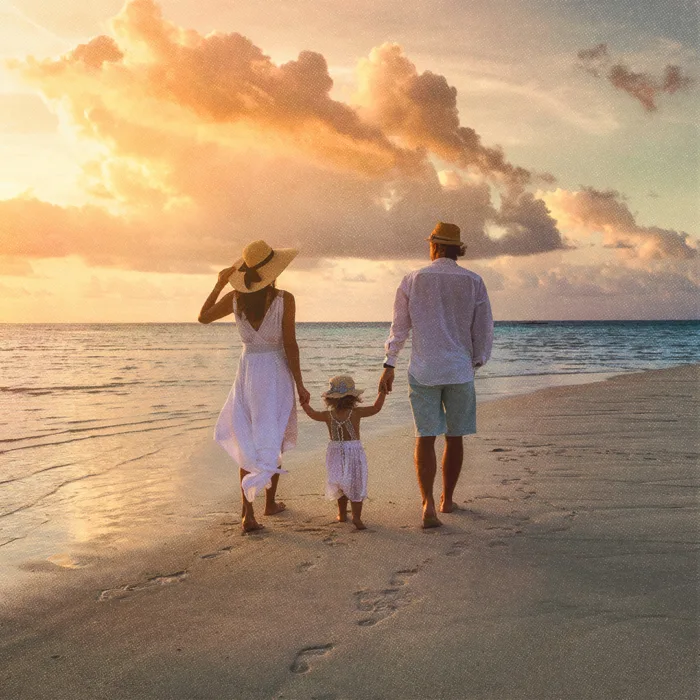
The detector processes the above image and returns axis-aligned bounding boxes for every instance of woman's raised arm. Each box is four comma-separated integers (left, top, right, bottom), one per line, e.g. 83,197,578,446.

198,267,235,324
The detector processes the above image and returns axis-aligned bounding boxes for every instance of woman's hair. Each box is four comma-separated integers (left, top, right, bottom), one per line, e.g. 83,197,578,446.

324,395,363,410
432,242,466,260
234,282,275,325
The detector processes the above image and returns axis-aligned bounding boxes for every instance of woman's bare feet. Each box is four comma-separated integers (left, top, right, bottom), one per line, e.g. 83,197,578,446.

241,519,265,534
352,517,367,530
264,501,286,516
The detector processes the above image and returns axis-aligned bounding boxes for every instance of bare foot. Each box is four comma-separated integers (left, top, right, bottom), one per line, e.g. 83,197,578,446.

422,513,443,529
264,501,286,516
242,520,265,534
337,512,348,522
352,518,367,530
439,495,454,513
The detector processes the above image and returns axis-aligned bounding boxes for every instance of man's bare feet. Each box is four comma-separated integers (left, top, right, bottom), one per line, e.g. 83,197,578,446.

352,518,367,530
241,520,265,534
422,513,443,529
264,501,286,515
439,495,454,513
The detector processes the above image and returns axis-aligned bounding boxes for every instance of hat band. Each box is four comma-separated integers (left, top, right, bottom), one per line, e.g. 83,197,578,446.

238,250,274,290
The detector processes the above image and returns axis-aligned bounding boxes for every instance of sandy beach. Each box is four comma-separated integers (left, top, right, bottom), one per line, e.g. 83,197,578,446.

1,364,697,700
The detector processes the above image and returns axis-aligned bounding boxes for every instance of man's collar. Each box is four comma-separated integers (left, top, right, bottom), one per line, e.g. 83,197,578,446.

431,257,458,266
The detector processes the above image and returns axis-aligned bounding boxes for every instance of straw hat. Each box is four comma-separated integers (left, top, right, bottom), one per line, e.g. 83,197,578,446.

426,221,463,246
227,240,298,293
322,375,365,399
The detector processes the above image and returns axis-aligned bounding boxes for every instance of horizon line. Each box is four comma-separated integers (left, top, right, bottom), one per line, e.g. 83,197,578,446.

1,319,699,325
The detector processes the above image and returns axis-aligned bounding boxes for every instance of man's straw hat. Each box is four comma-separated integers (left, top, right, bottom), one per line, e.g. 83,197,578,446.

426,221,463,246
227,240,298,293
322,375,365,399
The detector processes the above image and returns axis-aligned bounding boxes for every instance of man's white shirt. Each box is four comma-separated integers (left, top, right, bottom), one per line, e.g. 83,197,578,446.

384,258,494,386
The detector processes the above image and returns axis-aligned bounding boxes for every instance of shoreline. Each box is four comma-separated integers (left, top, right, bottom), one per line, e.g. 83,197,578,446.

1,364,698,699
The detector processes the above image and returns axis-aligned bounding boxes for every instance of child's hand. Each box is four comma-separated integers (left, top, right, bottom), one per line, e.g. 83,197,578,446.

298,386,311,405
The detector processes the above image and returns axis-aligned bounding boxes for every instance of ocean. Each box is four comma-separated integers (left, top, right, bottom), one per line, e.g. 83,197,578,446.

1,321,698,581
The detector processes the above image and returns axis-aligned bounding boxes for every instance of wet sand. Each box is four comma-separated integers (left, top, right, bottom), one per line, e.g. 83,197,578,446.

1,364,697,699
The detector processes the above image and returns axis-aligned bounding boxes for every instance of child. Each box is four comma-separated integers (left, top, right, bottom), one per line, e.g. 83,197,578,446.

302,374,386,530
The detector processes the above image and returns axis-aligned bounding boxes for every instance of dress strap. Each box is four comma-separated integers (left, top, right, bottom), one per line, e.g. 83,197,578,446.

329,409,356,442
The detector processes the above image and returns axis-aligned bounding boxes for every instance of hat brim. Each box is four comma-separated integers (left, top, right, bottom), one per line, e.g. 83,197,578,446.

426,236,464,246
227,248,298,293
322,389,365,399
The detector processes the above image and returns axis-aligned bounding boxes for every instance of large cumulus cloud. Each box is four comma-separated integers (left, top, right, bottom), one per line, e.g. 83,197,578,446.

2,0,570,271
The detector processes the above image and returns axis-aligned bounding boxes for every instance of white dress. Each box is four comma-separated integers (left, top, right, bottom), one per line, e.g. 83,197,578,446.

215,291,297,501
325,410,368,503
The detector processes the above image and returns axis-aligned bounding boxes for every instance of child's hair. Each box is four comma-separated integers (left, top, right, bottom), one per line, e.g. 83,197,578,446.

324,395,363,411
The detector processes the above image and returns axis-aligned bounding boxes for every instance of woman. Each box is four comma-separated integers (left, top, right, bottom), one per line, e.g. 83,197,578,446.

198,239,310,533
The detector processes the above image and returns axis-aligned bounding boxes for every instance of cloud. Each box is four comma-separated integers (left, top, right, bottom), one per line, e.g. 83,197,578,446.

0,256,35,276
577,43,695,112
355,43,546,188
543,187,697,260
1,0,571,269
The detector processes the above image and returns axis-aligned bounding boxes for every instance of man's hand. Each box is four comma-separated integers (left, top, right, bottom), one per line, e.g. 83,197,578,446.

379,367,395,394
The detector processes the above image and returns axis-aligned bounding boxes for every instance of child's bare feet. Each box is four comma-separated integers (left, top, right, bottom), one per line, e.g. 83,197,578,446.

337,512,347,522
350,500,365,530
264,501,286,515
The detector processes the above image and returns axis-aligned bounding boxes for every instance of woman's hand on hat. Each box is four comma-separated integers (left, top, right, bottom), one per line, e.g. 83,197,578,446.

216,265,236,290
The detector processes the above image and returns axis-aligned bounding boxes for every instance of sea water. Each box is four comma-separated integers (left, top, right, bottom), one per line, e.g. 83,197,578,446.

1,321,698,581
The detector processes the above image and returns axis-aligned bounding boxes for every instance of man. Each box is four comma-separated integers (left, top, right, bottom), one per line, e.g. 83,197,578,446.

379,222,494,528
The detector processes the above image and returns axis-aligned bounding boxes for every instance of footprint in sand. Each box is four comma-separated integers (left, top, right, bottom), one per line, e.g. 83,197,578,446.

290,644,334,674
322,532,348,547
389,568,419,586
445,540,469,557
354,568,419,626
296,561,317,573
98,571,188,601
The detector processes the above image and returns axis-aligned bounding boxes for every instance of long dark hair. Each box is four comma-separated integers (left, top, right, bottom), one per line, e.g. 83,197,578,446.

324,395,362,411
234,282,275,325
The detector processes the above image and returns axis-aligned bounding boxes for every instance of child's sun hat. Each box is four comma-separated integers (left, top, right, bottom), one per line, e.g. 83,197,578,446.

322,375,365,399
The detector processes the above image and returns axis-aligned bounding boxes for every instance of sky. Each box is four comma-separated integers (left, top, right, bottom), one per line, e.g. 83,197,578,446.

0,0,697,322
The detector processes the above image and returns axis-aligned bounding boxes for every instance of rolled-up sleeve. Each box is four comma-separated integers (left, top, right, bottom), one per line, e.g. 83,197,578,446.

471,279,494,367
384,277,411,367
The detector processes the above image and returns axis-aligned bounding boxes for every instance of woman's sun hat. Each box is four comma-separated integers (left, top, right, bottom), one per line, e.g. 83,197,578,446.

426,221,463,246
322,375,365,399
227,240,298,293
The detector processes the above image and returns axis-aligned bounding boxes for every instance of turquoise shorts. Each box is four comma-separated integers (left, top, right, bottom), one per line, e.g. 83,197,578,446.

408,374,477,437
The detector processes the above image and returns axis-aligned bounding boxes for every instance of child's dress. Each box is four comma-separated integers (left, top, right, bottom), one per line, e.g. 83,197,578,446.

215,291,297,502
325,409,368,502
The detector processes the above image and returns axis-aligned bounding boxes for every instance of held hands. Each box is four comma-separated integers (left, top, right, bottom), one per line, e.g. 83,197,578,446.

378,367,395,394
297,384,311,406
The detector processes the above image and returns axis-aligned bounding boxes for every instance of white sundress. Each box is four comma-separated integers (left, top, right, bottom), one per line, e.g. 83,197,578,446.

325,409,368,503
215,291,297,502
